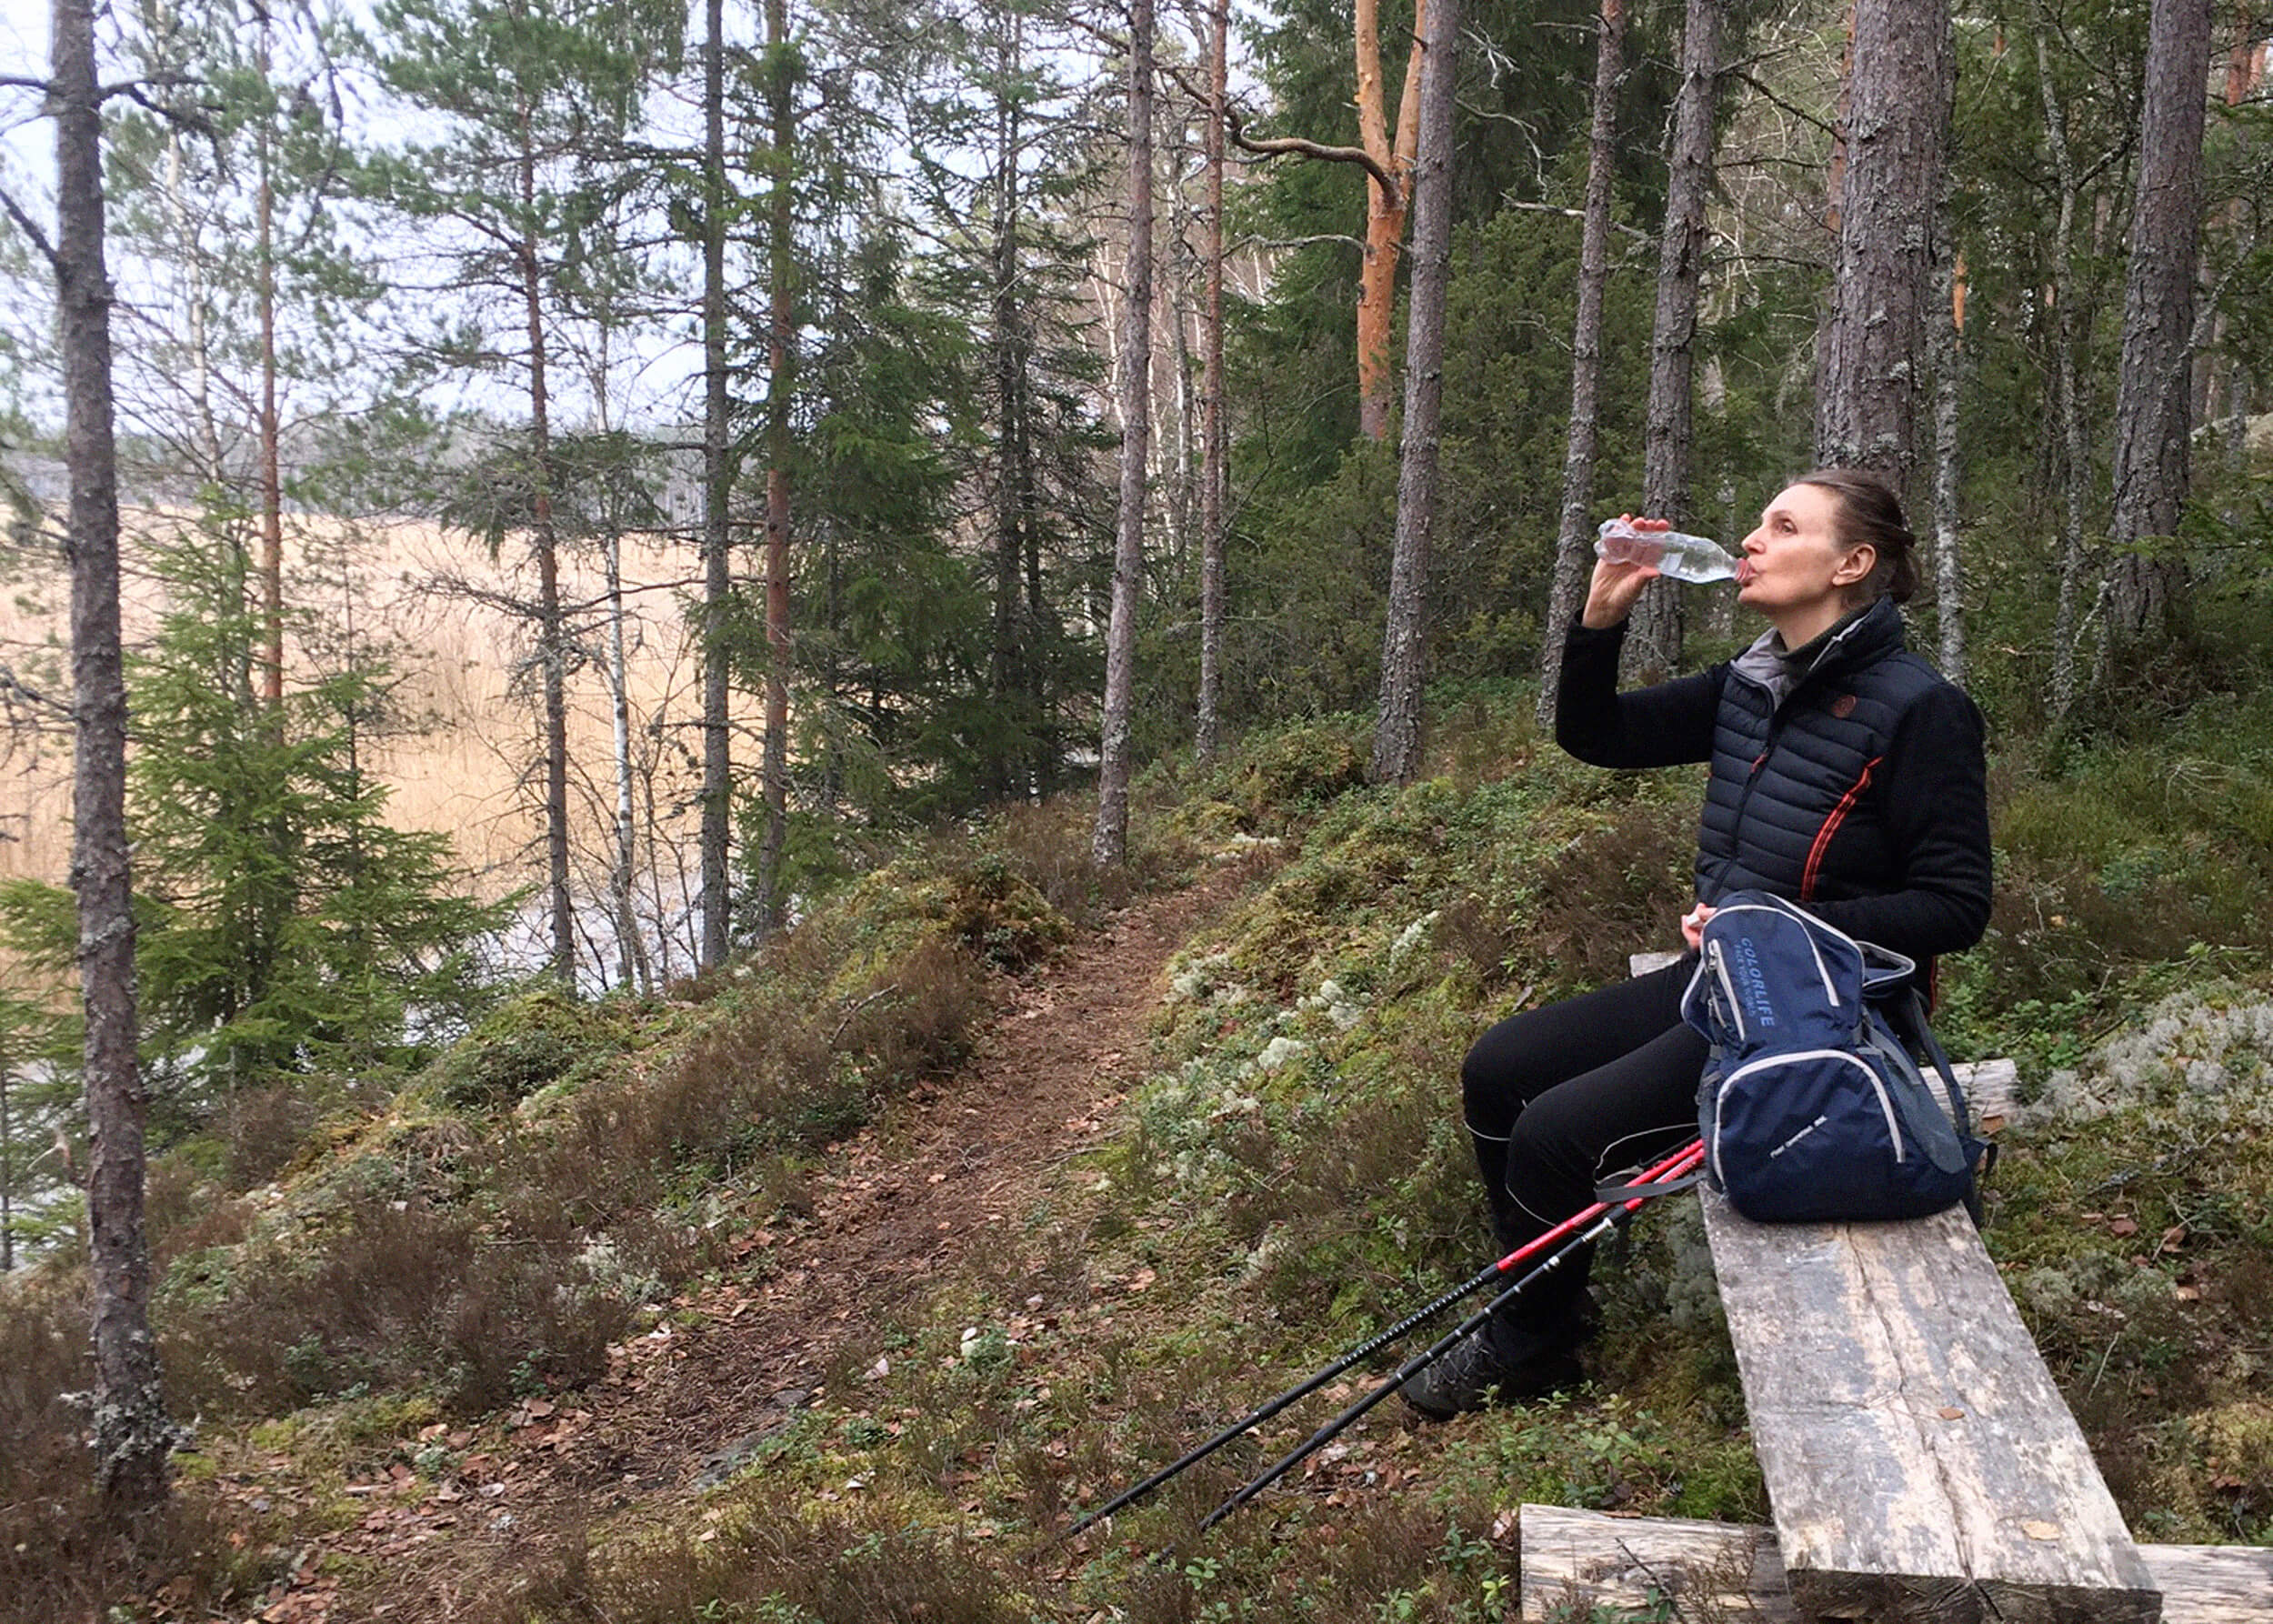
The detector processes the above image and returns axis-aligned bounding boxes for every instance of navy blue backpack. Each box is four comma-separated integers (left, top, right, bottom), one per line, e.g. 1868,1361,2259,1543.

1680,892,1988,1224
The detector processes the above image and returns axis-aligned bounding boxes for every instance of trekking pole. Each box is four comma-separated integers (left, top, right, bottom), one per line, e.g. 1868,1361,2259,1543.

1066,1137,1704,1538
1196,1138,1706,1534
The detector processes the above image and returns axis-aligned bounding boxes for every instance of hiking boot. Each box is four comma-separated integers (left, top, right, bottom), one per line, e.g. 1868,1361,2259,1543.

1397,1318,1584,1421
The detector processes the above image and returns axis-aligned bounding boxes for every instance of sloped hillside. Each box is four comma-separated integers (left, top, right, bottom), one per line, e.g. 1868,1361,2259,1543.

7,697,2272,1623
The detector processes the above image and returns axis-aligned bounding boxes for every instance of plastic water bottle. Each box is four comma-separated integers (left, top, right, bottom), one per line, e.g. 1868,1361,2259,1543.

1596,518,1740,584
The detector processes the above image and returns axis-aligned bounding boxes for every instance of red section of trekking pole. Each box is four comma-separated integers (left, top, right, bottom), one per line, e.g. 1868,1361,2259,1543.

1484,1136,1703,1276
1197,1139,1707,1533
1065,1138,1703,1538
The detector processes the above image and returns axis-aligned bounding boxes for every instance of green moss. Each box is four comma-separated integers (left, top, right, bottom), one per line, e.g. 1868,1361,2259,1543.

425,988,642,1110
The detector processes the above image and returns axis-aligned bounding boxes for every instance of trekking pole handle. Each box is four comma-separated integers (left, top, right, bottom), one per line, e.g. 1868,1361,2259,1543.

1062,1138,1701,1537
1197,1140,1706,1533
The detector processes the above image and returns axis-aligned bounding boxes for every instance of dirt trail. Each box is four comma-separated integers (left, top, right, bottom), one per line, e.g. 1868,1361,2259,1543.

235,873,1236,1622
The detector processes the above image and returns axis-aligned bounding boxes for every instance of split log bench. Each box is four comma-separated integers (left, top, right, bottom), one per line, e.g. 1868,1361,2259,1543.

1518,1504,2273,1624
1524,955,2248,1624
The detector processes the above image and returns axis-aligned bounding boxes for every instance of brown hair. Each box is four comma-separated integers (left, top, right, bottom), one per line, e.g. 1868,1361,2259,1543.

1796,466,1919,606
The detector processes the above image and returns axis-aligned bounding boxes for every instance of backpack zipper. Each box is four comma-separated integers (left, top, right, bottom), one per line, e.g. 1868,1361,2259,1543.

1707,938,1747,1041
1760,896,1842,1007
1715,1048,1906,1181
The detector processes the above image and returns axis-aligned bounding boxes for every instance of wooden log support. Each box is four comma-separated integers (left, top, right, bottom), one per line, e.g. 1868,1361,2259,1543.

1701,1186,2164,1624
1518,1505,2273,1624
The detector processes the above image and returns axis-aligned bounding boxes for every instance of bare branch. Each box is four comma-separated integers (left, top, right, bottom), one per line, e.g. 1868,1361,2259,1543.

0,182,58,272
1728,69,1839,141
1226,105,1397,194
1497,197,1653,244
1149,49,1400,195
105,79,217,140
1237,231,1367,254
0,662,71,724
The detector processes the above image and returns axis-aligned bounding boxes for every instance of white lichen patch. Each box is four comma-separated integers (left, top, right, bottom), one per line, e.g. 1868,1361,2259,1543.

2036,990,2273,1126
1296,977,1367,1031
1255,1036,1310,1071
1167,949,1252,1008
1387,911,1439,965
577,1234,666,1306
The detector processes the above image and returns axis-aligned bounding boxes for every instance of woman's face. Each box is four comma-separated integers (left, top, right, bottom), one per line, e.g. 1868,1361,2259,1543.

1735,483,1876,632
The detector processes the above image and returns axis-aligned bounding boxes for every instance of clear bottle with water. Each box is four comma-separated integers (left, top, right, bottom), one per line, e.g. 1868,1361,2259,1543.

1596,517,1739,584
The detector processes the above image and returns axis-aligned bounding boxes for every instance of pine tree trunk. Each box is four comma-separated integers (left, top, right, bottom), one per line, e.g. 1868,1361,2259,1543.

56,0,173,1519
1164,151,1195,575
1094,0,1154,866
1195,0,1229,765
1929,246,1967,680
1,1069,13,1273
1538,0,1625,727
256,16,285,713
605,528,646,993
990,15,1031,799
1814,0,1953,480
1353,0,1427,441
2038,28,2093,720
2106,0,2213,649
519,136,575,987
698,0,733,968
990,138,1026,797
1631,0,1723,680
1371,0,1461,785
756,0,796,934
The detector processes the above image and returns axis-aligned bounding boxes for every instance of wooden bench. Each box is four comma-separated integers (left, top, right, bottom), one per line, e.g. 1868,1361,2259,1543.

1697,1184,2163,1624
1519,1504,2273,1624
1581,952,2188,1624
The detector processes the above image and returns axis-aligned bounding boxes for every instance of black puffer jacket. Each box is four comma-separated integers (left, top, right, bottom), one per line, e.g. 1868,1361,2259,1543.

1555,598,1992,963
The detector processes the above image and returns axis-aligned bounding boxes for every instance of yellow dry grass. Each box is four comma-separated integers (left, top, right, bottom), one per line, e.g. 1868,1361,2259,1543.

1,506,741,979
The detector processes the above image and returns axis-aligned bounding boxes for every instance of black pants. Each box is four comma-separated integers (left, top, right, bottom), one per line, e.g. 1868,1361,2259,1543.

1460,957,1706,1329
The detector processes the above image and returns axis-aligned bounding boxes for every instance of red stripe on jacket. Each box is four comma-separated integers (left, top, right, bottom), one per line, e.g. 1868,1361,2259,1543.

1800,756,1882,901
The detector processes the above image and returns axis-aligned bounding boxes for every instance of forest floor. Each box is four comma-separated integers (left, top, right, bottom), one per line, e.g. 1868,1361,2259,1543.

205,869,1242,1623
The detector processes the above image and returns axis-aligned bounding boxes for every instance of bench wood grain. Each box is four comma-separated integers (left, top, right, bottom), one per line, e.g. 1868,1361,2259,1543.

1701,1187,2163,1624
1518,1505,2270,1624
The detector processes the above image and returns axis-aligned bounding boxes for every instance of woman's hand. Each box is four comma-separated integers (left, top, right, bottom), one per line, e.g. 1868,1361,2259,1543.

1579,515,1668,629
1681,902,1717,951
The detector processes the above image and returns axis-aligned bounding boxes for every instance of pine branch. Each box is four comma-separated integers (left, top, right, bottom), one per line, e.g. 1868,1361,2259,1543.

0,183,58,273
1727,69,1839,141
1224,106,1396,193
1497,198,1653,244
0,663,71,725
1153,49,1399,195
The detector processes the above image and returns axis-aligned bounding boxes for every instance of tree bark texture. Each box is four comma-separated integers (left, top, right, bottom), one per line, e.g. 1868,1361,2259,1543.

1929,246,1967,681
1,1068,13,1273
1354,0,1427,441
605,530,648,993
988,39,1032,802
1371,0,1461,785
1196,0,1229,765
2038,30,2096,721
1631,0,1724,680
257,15,285,712
519,143,575,987
55,0,175,1518
2105,0,2213,647
1814,0,1953,482
699,0,733,967
1094,0,1153,866
1537,0,1626,727
757,0,796,935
